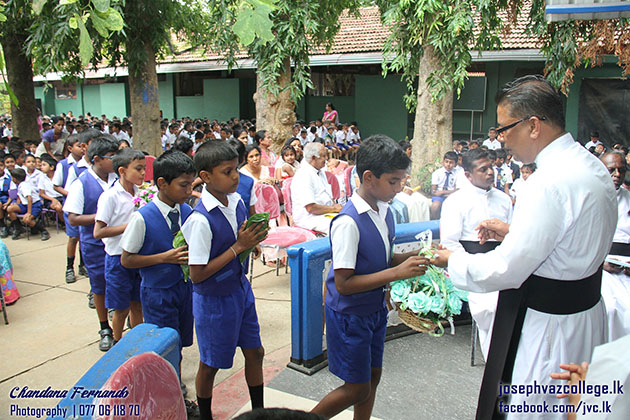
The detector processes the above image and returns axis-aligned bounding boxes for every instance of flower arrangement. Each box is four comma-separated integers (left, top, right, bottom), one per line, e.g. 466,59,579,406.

390,231,468,336
133,183,158,208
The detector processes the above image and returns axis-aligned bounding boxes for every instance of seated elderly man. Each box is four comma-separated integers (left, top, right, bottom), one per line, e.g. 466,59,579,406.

291,142,342,233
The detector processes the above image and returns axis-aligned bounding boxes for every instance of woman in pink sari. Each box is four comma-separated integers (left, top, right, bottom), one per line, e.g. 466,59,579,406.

322,102,339,125
254,130,277,167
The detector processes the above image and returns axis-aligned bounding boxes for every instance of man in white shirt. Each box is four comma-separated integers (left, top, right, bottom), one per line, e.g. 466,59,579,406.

584,130,603,150
291,142,342,233
599,151,630,341
433,75,616,419
482,128,501,150
440,148,513,361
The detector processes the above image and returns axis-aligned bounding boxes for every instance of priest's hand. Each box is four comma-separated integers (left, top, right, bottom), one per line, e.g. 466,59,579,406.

604,261,623,274
430,245,452,268
476,218,510,244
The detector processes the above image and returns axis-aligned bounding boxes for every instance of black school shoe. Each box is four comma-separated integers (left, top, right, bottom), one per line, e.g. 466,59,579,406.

65,268,77,284
98,328,114,352
0,225,8,238
87,292,95,309
11,221,24,240
78,265,88,276
40,229,50,241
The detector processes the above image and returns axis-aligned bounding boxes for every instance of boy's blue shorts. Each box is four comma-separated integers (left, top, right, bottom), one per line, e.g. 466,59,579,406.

104,253,141,310
64,212,79,238
325,305,387,384
431,196,445,203
17,201,43,218
81,242,106,295
336,144,349,150
141,280,193,349
0,195,8,204
325,145,334,149
193,279,261,369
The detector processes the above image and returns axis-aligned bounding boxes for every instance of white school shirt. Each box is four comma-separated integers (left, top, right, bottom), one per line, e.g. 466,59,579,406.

613,187,630,244
440,185,513,253
38,174,63,199
95,181,138,256
330,193,391,269
291,161,334,229
347,131,360,143
431,167,456,191
335,130,346,145
584,139,603,149
63,168,117,216
317,126,327,138
64,158,90,189
52,154,77,187
447,133,617,419
0,172,16,191
17,181,40,205
26,169,43,192
120,196,185,254
181,189,242,265
482,138,501,150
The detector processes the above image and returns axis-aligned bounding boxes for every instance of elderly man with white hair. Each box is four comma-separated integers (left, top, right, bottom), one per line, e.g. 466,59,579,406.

291,142,342,233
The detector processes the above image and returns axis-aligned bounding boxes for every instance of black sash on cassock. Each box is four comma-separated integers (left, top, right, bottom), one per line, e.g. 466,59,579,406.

609,242,630,257
460,240,500,255
474,259,603,420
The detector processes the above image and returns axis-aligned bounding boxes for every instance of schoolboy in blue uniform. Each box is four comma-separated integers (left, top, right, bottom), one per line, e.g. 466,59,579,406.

53,134,86,284
311,135,429,420
63,135,119,351
181,141,269,420
0,153,16,238
94,148,146,344
120,150,196,381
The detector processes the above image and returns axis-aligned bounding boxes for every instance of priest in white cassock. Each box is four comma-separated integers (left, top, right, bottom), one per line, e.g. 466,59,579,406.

432,75,617,420
600,151,630,341
440,148,513,361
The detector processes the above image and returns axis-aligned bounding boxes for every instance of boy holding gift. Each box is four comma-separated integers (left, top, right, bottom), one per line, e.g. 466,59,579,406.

311,135,429,420
181,141,268,420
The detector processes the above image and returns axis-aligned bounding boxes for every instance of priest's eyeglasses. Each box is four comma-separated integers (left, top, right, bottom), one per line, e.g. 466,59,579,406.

496,116,547,135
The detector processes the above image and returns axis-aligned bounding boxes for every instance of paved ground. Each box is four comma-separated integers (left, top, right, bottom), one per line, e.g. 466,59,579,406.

1,228,485,419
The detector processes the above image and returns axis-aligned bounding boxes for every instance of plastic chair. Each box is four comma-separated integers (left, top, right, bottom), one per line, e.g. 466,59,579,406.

325,171,341,202
0,286,8,324
344,165,354,198
144,155,155,183
253,183,281,220
389,197,410,224
41,206,60,233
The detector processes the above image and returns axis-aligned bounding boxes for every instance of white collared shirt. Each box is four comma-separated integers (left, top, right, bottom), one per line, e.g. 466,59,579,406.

25,169,43,192
440,184,513,253
38,173,63,199
64,157,90,189
291,160,334,228
613,187,630,244
120,195,185,254
63,168,117,216
18,181,40,205
482,138,502,150
181,188,243,265
448,132,617,292
96,181,139,255
330,193,391,269
431,166,456,191
52,154,77,187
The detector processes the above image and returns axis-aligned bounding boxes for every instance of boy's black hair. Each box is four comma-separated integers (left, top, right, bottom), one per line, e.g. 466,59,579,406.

495,148,507,160
10,167,26,183
7,141,24,154
78,128,102,145
443,151,458,162
40,153,57,168
487,150,497,160
399,140,411,151
462,148,490,172
356,134,410,182
24,154,35,162
227,138,246,165
3,153,16,162
113,148,145,175
66,134,80,148
173,136,193,155
194,140,238,173
153,150,196,184
87,134,119,163
522,162,537,172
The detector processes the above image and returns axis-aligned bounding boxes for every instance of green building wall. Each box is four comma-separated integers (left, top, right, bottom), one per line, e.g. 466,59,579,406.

34,82,127,118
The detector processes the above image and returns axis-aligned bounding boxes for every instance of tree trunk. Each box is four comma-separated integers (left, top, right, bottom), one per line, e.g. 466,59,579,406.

0,33,40,142
410,45,454,191
127,40,161,157
253,58,296,153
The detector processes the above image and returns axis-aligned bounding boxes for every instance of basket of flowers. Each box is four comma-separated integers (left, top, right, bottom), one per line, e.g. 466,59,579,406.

389,231,468,336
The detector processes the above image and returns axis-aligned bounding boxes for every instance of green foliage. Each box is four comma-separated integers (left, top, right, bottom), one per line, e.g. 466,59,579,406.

206,0,363,103
376,0,508,111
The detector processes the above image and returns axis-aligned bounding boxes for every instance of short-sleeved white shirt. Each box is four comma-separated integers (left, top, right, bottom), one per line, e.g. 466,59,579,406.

120,196,184,254
482,138,502,150
38,174,63,199
431,167,456,191
95,181,138,255
26,169,43,192
18,181,40,205
63,168,117,216
181,188,242,265
330,194,391,270
64,157,90,189
52,154,77,187
291,161,334,228
335,130,346,145
0,173,15,191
